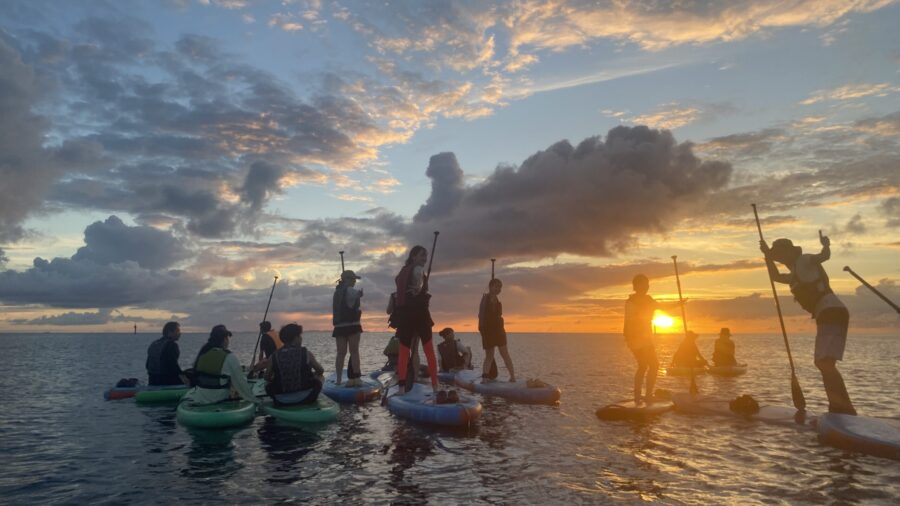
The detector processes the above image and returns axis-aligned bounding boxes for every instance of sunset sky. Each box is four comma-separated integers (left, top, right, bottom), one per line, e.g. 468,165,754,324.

0,0,897,334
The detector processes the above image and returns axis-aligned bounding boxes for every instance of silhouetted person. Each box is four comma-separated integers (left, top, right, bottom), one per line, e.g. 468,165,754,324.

249,321,282,377
672,331,708,369
437,327,472,373
761,233,856,415
145,321,187,386
478,278,516,383
393,246,439,395
266,324,325,405
624,274,682,404
712,328,737,367
333,270,364,386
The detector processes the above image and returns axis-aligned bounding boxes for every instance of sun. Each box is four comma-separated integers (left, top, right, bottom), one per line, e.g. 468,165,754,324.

652,312,674,330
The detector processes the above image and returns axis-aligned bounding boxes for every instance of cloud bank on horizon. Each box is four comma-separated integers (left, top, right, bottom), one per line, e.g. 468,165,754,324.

0,0,897,332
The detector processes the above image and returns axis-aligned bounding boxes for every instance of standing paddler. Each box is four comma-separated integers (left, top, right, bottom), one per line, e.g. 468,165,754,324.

333,268,364,387
759,230,856,415
393,242,440,395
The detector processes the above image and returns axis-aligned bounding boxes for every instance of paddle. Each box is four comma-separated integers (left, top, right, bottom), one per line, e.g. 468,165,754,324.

488,258,499,379
339,250,345,273
491,258,496,280
671,255,698,396
752,204,806,417
249,276,279,373
844,265,900,314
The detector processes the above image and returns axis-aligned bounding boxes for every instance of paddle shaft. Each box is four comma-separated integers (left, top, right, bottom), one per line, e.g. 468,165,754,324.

250,276,279,367
491,258,496,280
844,266,900,313
339,250,345,272
753,204,805,413
671,256,698,395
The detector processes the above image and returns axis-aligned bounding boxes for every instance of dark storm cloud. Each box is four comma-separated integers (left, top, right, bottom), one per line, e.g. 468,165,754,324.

72,215,191,269
414,153,466,222
241,161,287,212
408,126,733,265
0,216,207,308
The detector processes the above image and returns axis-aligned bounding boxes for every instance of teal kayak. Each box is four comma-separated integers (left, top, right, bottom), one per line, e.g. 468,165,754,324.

134,385,189,404
176,400,257,429
261,398,340,424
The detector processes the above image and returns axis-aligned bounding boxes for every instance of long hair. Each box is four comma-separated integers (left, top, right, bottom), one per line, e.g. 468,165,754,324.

162,321,179,338
405,245,426,266
193,326,229,367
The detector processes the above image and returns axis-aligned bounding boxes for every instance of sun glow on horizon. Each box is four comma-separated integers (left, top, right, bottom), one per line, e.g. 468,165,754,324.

652,312,674,331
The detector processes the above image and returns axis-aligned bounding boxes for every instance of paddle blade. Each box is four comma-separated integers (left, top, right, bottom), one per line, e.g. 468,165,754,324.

790,374,806,412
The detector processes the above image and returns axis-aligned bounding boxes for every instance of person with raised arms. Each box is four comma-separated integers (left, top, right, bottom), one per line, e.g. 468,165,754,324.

266,324,325,405
145,321,188,386
392,245,440,395
332,270,364,387
182,324,257,405
760,232,856,415
624,274,683,405
478,278,516,383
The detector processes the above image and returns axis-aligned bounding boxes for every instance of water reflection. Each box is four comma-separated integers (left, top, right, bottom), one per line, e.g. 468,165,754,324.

256,418,322,484
180,428,243,480
387,424,435,503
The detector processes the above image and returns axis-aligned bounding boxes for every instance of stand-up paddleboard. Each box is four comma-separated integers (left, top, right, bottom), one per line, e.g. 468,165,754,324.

707,364,748,377
672,393,813,427
104,384,140,400
816,413,900,460
135,385,190,404
454,369,561,405
176,400,257,429
596,399,674,421
666,366,709,377
262,397,339,424
322,371,382,403
384,382,482,427
437,371,457,383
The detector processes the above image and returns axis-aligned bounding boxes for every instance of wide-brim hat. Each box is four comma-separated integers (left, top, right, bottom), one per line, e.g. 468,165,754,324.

341,270,361,280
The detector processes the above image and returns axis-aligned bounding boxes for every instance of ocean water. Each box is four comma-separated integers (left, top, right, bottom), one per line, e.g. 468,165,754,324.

0,331,897,505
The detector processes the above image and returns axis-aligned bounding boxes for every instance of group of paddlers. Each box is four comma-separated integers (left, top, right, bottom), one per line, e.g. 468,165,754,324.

625,230,857,416
143,243,517,408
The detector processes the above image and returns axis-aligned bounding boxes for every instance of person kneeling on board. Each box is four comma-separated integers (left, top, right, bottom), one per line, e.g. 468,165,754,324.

437,327,473,373
761,232,856,415
146,321,189,386
712,328,738,367
265,324,325,406
184,325,258,405
672,331,708,369
248,321,282,377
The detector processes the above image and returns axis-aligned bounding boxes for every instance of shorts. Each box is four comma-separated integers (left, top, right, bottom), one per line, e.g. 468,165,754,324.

332,325,363,338
629,343,657,366
815,307,849,362
481,330,507,349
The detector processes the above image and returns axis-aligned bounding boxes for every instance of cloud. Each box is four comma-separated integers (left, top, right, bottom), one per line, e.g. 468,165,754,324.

843,213,866,235
10,308,154,326
604,101,737,130
414,153,466,222
880,197,900,227
799,83,900,105
72,215,192,269
0,217,207,308
408,125,732,265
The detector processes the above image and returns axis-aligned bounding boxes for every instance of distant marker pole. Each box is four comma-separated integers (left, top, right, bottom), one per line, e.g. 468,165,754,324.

844,266,900,313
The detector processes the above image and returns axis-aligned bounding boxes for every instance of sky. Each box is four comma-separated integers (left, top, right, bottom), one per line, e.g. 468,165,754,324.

0,0,897,335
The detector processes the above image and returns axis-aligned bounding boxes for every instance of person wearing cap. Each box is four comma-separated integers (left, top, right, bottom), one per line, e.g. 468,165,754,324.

437,327,472,373
671,331,708,369
266,324,325,405
712,328,737,367
183,324,258,406
333,269,364,387
760,232,856,415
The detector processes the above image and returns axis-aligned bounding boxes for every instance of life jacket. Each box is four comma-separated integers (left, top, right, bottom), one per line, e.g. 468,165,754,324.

789,259,833,315
194,348,231,389
479,294,504,335
438,340,463,372
146,337,171,376
394,264,415,307
271,346,314,394
333,285,362,325
260,330,282,359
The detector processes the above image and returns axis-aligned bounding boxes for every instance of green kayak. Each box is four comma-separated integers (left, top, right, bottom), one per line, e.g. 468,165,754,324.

262,398,339,424
134,386,189,404
176,400,257,429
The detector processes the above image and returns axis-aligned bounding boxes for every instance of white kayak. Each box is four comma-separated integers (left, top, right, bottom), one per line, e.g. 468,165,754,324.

707,364,748,377
596,399,674,421
816,413,900,460
672,393,814,427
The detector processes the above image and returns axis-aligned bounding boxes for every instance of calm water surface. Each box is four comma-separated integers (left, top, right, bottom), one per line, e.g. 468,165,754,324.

1,331,898,504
